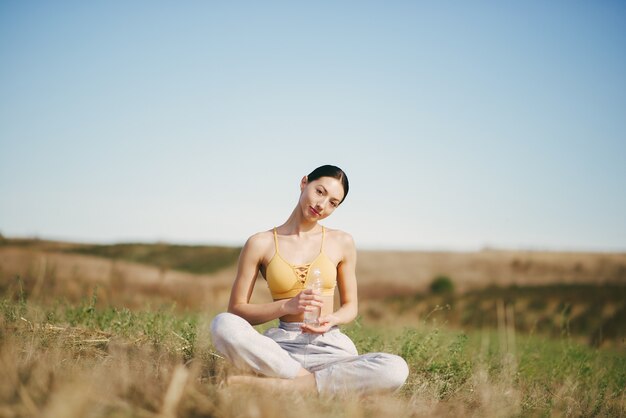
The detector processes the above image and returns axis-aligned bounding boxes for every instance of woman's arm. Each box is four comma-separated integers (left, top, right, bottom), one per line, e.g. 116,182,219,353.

302,232,358,333
227,234,284,324
227,233,322,325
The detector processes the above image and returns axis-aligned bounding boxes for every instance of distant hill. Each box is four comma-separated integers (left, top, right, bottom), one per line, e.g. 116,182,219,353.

1,237,626,346
356,249,626,297
2,236,625,294
0,237,241,275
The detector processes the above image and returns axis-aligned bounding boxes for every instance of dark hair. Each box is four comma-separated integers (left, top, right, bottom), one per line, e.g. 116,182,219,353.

307,165,349,204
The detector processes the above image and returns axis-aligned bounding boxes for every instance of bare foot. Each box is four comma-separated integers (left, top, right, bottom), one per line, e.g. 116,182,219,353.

226,374,317,393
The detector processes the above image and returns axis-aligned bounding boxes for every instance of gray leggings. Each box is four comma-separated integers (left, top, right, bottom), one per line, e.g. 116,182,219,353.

210,312,409,395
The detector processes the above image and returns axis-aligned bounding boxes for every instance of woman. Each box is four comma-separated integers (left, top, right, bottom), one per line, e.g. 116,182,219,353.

210,165,409,395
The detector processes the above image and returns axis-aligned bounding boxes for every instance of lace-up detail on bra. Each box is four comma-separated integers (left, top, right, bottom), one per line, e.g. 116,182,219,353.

292,265,310,284
265,227,337,299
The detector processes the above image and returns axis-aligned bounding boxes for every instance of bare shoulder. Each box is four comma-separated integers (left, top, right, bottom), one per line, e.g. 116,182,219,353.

325,227,354,243
242,229,275,261
324,227,356,257
245,229,274,250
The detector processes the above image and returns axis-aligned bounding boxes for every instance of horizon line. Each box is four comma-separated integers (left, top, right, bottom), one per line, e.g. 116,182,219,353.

2,233,625,255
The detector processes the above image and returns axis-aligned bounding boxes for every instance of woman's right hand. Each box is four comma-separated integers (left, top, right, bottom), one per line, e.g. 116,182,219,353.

282,289,323,315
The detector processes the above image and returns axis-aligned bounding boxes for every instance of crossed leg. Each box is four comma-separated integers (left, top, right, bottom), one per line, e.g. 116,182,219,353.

210,312,409,395
227,369,316,392
211,312,316,391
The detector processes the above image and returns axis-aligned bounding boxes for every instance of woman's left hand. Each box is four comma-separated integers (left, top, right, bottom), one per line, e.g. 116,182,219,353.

301,314,339,334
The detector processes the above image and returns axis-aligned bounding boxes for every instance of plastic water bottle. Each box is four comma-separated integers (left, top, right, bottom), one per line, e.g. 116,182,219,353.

303,269,322,326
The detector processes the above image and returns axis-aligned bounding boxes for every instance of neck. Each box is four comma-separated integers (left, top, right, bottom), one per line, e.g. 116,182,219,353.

279,205,320,236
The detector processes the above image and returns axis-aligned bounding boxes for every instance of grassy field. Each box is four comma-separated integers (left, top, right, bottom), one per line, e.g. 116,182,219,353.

372,283,626,348
0,237,241,275
4,237,626,292
1,280,625,417
1,239,625,417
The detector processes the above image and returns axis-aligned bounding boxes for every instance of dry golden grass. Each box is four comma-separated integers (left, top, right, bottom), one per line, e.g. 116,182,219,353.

2,298,623,418
0,310,514,418
1,241,625,417
2,244,625,312
0,247,236,311
356,249,626,297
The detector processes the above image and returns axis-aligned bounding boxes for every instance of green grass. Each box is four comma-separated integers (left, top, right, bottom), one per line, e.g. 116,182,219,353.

1,289,199,360
2,291,624,417
3,238,623,416
385,283,626,347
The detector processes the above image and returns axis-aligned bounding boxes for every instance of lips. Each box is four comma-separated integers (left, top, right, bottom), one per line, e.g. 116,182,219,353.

309,206,320,216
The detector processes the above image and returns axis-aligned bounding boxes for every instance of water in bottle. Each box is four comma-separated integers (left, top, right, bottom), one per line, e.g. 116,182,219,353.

303,269,322,326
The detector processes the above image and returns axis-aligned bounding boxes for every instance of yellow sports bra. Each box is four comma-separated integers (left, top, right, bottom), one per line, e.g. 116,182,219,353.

265,226,337,299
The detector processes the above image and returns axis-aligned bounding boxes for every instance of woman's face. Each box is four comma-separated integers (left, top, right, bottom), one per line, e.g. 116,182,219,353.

299,176,345,221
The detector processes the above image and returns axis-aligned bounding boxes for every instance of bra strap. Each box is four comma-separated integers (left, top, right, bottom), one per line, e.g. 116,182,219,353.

273,227,280,254
320,226,325,252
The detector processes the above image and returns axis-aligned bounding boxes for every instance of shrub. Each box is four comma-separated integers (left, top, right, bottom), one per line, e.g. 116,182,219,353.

430,275,454,295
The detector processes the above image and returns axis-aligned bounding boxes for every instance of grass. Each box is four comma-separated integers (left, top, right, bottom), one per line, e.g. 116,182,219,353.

1,284,624,418
1,243,624,417
63,243,241,275
1,237,241,275
382,283,626,348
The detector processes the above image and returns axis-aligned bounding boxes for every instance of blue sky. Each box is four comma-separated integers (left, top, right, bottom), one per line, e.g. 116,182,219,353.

1,1,625,251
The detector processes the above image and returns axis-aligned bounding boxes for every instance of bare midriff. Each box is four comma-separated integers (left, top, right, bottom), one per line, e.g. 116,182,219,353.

278,294,335,323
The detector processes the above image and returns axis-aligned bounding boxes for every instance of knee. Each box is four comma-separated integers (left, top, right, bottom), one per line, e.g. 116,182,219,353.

379,354,409,391
211,312,239,332
210,312,247,347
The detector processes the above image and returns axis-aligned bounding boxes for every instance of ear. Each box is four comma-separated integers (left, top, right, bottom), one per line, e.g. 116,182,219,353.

300,176,308,191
